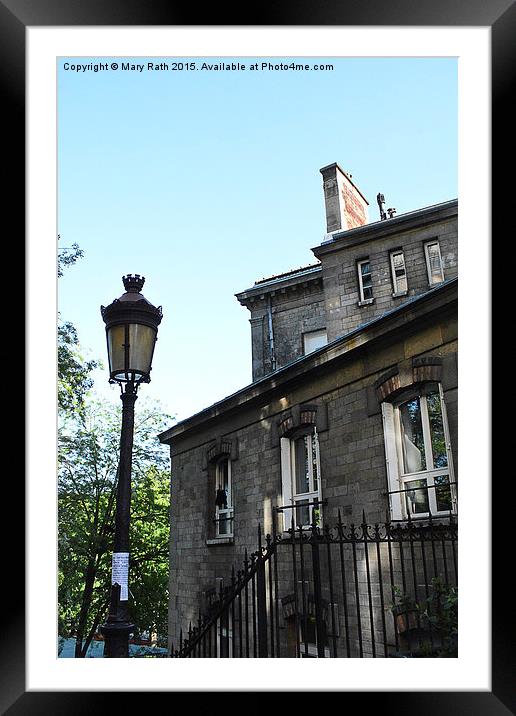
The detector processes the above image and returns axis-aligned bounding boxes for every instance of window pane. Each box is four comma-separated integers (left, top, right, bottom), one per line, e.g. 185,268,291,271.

392,251,408,293
301,618,317,645
216,459,232,536
303,330,328,355
405,479,429,514
426,242,444,283
425,389,448,468
218,511,230,535
396,275,408,292
218,459,229,492
295,437,310,494
392,252,404,269
359,261,373,300
434,474,452,512
296,499,310,527
399,398,426,473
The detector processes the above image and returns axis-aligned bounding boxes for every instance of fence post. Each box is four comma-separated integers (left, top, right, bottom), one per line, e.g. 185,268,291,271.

256,524,268,657
311,521,326,658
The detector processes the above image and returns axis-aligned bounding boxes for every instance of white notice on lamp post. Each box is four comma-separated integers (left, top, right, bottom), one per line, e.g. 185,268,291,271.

112,552,129,601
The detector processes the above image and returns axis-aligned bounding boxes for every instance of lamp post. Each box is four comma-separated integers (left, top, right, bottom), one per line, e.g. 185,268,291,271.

99,274,163,657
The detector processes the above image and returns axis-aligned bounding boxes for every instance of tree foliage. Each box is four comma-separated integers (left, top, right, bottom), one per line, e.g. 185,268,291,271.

58,320,99,419
58,398,171,655
57,239,83,277
57,239,98,419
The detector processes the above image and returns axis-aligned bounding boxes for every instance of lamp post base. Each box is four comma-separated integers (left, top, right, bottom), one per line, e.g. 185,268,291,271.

100,621,135,658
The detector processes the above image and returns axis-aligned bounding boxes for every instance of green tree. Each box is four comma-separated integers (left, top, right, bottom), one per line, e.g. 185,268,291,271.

129,464,170,645
58,239,83,277
58,239,98,419
58,320,99,419
58,398,171,657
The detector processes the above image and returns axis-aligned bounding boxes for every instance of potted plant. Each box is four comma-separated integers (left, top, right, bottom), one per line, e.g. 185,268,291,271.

391,588,419,635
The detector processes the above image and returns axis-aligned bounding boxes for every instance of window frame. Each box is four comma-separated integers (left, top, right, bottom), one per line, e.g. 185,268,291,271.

382,383,456,521
357,258,374,303
215,456,233,538
303,328,328,355
424,240,445,286
389,249,408,295
280,426,322,531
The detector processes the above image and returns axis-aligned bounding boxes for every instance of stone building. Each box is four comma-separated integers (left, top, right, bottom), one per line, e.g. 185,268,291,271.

159,162,458,657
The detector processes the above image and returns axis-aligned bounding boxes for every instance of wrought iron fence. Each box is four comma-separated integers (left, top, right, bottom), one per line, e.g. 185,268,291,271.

171,510,457,658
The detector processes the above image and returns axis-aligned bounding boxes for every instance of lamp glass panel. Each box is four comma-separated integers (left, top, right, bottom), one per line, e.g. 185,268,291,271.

128,323,156,374
107,324,126,377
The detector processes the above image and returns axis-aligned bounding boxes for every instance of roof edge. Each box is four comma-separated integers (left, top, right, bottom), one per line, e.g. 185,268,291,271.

313,198,458,256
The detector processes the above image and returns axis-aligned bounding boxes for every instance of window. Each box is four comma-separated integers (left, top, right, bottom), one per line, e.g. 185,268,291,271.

390,250,408,294
382,382,456,520
215,457,233,537
357,259,374,302
216,615,233,657
424,241,445,285
299,617,330,658
280,428,322,529
303,329,328,355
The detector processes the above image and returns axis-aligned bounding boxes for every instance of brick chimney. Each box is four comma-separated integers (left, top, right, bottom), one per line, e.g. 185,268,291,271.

320,163,369,232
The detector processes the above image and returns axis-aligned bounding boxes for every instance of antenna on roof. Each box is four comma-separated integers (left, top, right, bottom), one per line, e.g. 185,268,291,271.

377,193,396,220
377,193,387,220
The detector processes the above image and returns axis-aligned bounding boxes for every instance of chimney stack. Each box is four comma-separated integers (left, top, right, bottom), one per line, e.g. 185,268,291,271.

320,163,369,233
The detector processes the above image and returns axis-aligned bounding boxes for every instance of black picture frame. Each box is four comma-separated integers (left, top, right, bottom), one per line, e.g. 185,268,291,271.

6,0,506,712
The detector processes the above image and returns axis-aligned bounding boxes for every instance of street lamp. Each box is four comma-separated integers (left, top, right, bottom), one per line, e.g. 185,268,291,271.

99,274,163,657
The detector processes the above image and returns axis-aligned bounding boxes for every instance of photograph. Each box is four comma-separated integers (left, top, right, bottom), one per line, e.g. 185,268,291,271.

56,54,459,661
6,6,507,709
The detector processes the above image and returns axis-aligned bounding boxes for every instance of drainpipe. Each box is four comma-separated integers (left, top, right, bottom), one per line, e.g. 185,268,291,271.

267,295,276,372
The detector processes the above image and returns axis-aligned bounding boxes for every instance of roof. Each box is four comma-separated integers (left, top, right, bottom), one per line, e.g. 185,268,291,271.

313,198,458,257
235,263,322,304
159,277,458,445
254,262,321,286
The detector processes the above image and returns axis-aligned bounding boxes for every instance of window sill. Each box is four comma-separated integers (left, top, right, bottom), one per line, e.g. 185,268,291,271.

392,290,408,298
280,527,324,538
206,537,234,546
389,514,457,528
357,298,375,307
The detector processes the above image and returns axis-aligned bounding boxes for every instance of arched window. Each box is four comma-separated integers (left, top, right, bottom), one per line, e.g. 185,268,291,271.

382,382,456,520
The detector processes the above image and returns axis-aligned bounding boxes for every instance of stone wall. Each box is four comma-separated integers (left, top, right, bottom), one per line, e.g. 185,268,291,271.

318,213,458,341
246,279,326,380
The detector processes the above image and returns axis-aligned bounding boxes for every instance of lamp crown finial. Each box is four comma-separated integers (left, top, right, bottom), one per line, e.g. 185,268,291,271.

122,274,145,293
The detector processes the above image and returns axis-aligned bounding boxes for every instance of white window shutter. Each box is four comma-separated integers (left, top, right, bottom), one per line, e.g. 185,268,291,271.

280,437,293,531
381,402,404,520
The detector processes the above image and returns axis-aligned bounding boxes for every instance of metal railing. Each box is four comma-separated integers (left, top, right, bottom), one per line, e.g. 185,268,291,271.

171,508,457,658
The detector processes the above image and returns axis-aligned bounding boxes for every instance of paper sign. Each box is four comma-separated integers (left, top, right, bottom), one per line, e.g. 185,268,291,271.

112,552,129,601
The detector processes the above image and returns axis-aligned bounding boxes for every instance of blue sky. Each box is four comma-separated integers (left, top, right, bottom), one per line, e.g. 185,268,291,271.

58,56,457,424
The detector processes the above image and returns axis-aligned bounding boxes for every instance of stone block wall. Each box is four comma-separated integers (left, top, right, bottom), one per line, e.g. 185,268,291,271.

319,214,458,340
246,279,326,380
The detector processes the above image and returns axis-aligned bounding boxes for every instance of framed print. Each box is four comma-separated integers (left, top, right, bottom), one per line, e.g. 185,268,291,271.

4,0,509,711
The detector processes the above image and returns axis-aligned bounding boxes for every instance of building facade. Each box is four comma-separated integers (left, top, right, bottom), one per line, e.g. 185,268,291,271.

159,162,458,658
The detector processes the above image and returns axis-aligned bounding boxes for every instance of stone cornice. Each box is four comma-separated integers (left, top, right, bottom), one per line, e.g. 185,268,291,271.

235,265,323,307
